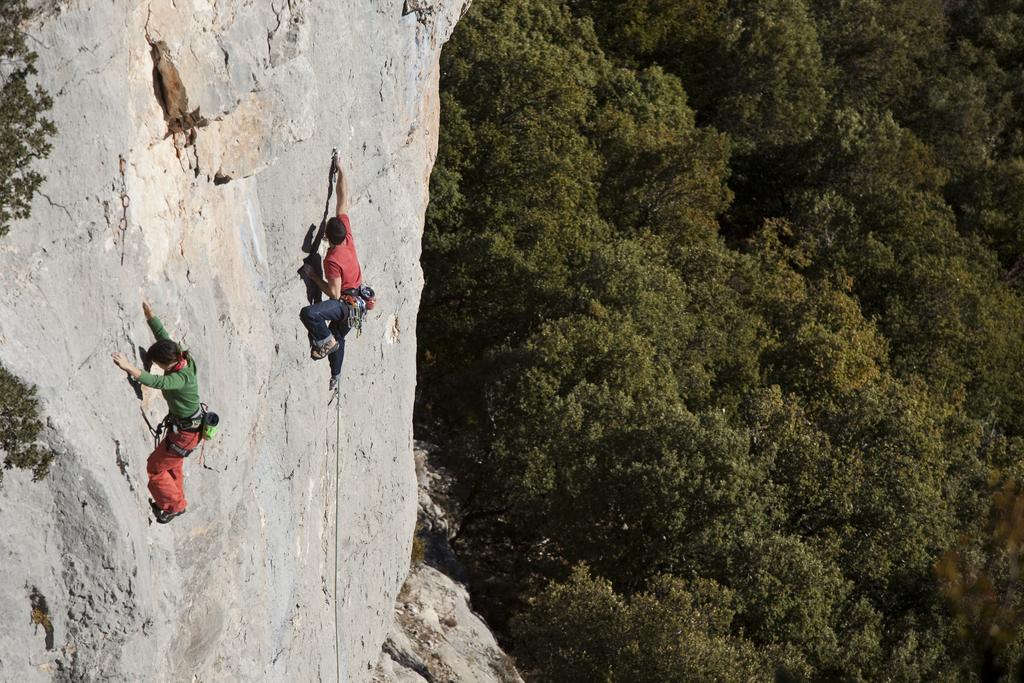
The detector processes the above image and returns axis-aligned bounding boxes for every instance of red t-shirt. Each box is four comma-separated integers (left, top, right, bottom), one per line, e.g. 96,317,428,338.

323,214,362,292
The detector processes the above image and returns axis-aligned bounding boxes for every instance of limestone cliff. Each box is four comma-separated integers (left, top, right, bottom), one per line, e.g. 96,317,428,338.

0,0,466,680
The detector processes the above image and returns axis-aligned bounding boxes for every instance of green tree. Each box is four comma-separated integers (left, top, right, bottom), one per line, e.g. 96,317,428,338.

937,478,1024,679
0,0,56,485
589,65,731,242
514,566,768,682
791,109,1024,436
0,0,56,237
947,0,1024,160
568,0,732,118
420,0,734,438
809,0,948,119
714,0,828,152
420,0,605,379
420,0,1024,677
0,366,55,483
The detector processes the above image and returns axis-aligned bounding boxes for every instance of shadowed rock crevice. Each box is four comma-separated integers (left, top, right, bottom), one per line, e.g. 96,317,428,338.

114,440,135,491
28,586,54,651
149,40,206,139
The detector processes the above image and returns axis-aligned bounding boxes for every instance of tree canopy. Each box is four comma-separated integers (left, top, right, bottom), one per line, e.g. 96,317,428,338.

419,0,1024,678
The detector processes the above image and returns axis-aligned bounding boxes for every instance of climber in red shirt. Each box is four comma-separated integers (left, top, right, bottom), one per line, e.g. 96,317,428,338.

299,156,371,393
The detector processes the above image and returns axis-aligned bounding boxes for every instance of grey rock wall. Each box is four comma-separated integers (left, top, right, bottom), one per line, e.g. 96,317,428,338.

0,0,467,680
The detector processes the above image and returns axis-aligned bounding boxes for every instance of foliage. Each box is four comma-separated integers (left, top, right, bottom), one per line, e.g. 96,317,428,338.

937,479,1024,679
0,0,56,238
513,565,769,681
0,365,55,483
419,0,1024,678
411,524,426,565
0,1,56,486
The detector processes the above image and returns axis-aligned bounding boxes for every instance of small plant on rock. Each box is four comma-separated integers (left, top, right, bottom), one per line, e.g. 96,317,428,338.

1,365,55,483
411,524,427,565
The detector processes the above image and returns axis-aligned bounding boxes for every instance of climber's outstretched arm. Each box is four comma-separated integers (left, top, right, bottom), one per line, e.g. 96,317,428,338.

142,301,173,341
111,301,160,378
335,156,349,217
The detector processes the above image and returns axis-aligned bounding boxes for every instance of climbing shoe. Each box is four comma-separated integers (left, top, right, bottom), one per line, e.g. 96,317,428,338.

151,502,186,524
156,508,186,524
310,336,338,360
329,374,340,393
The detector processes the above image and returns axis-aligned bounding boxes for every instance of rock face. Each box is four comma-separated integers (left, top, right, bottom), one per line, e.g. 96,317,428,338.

374,446,523,683
0,0,466,680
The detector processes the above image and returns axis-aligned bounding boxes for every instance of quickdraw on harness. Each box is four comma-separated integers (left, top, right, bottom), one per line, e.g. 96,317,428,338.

341,284,376,337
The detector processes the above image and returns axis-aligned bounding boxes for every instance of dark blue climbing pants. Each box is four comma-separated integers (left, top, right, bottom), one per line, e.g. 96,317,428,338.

300,300,351,377
327,324,350,378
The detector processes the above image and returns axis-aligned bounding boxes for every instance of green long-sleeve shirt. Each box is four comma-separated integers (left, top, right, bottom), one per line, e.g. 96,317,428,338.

138,316,201,419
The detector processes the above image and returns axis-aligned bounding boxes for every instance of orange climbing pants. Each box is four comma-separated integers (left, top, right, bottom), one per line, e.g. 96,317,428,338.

146,430,199,513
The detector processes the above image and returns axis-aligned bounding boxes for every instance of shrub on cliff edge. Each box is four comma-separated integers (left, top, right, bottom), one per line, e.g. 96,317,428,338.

0,0,56,238
0,365,54,483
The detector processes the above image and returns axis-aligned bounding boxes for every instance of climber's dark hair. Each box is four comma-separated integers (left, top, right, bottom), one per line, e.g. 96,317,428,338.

326,216,347,245
147,339,185,366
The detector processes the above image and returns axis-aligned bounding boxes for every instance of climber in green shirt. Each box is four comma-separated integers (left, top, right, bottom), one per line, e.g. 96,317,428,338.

112,301,203,524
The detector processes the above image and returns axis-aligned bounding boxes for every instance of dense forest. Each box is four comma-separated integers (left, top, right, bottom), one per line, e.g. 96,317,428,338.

417,0,1024,679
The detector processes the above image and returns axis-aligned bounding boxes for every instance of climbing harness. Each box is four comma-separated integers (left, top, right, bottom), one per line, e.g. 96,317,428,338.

145,403,221,471
149,405,203,450
117,155,130,266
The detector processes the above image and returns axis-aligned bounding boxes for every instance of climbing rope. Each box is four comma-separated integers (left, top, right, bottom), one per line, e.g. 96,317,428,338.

305,149,339,256
304,149,345,680
117,156,130,266
197,440,214,471
140,404,159,442
330,384,342,682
